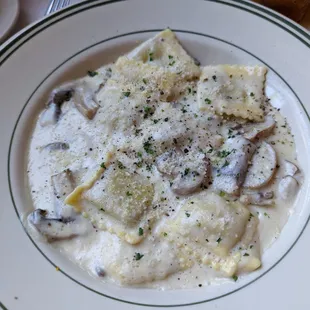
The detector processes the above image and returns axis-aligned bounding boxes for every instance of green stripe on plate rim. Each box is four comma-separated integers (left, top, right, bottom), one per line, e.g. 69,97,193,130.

3,0,310,308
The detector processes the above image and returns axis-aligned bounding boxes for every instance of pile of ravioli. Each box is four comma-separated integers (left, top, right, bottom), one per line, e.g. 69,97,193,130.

60,29,271,282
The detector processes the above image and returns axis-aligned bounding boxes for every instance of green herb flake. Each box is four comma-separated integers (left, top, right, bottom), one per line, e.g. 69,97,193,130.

250,92,255,97
134,252,144,261
232,275,238,282
169,60,176,66
142,78,147,84
216,237,222,244
87,70,98,77
100,162,106,169
163,232,168,237
138,227,144,236
143,140,154,155
222,160,229,168
126,191,133,197
168,55,174,59
117,161,126,170
185,211,190,218
184,168,190,176
205,98,212,104
219,191,225,197
123,91,131,97
149,52,154,61
100,208,105,212
243,253,250,257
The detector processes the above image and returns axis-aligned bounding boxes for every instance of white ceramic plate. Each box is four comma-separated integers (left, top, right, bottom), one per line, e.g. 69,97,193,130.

0,0,19,42
1,1,310,309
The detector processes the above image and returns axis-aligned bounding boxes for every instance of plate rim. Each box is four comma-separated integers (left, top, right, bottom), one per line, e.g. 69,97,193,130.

2,0,310,309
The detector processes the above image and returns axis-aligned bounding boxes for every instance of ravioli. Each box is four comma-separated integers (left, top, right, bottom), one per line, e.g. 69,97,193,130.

82,165,155,244
163,193,250,257
197,65,267,121
127,29,201,80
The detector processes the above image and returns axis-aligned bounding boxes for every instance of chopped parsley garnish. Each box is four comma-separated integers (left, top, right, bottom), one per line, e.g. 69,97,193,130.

248,213,254,221
126,191,133,197
142,78,147,84
168,55,174,59
185,211,190,218
149,52,154,61
146,164,152,172
184,168,190,176
87,70,98,77
218,150,231,158
222,160,230,168
264,212,270,218
137,152,142,158
143,140,155,155
219,191,225,197
134,253,144,261
216,237,222,243
188,87,192,94
100,162,106,169
243,253,250,257
117,161,126,169
164,117,169,122
250,245,253,249
123,91,131,97
138,227,144,236
250,92,255,97
207,148,213,154
163,232,168,236
205,98,212,104
232,275,238,282
212,75,217,82
100,208,105,212
169,60,176,66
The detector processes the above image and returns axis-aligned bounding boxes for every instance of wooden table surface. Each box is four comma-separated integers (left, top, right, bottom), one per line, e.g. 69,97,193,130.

6,0,310,39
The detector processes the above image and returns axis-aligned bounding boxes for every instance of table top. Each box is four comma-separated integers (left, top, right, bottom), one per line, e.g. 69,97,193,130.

5,0,310,40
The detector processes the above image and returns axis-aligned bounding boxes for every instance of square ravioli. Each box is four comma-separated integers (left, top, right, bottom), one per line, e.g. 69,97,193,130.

127,29,201,80
82,166,155,244
197,65,267,121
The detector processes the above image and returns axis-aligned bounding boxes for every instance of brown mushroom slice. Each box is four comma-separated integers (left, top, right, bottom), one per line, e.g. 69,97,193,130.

51,169,76,219
156,149,210,195
73,82,100,119
278,176,299,200
243,115,276,141
155,149,181,177
28,209,90,241
243,142,277,189
40,84,74,127
240,191,274,206
213,137,256,195
172,157,210,195
283,160,299,177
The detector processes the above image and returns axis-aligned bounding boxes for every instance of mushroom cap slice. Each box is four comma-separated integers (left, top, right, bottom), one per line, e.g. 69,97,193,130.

243,142,277,189
243,115,276,141
283,160,299,177
278,176,299,200
240,191,274,206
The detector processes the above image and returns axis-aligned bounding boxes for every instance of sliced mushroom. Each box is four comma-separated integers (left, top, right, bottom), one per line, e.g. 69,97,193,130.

43,142,69,151
278,176,299,200
243,115,276,141
40,102,62,126
51,169,76,219
240,191,274,206
243,142,277,189
283,160,298,177
28,209,90,241
172,158,210,195
213,137,256,195
73,82,100,120
40,84,74,127
156,149,210,195
155,148,181,176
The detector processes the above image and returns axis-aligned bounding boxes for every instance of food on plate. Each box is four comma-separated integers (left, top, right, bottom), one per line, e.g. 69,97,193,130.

26,29,302,288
